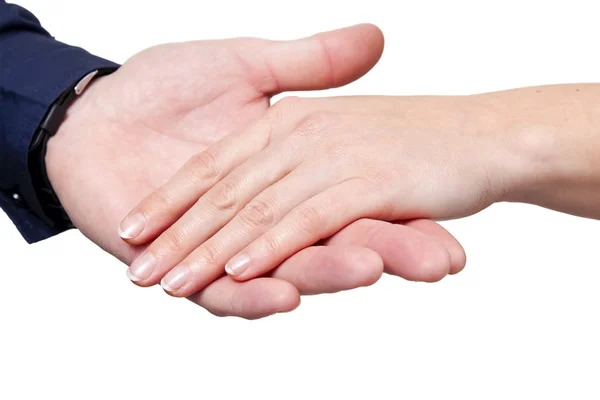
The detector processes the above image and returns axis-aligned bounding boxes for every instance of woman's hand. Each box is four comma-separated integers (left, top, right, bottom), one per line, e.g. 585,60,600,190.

119,95,491,297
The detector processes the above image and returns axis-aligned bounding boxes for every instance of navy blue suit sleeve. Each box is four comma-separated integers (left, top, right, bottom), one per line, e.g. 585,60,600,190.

0,1,120,243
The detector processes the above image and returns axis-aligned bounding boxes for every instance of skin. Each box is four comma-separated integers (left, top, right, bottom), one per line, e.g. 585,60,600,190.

46,24,466,319
121,83,600,298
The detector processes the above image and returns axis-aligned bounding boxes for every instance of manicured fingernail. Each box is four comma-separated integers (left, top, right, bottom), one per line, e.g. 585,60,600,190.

161,265,191,292
225,254,251,276
126,253,157,282
118,213,146,239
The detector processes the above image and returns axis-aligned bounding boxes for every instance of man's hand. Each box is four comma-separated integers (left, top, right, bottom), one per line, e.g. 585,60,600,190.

46,24,466,318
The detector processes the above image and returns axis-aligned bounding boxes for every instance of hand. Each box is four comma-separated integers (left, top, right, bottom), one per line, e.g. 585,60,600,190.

47,25,466,317
120,96,479,297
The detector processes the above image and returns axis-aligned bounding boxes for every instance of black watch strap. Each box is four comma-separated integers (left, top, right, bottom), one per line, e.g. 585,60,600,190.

28,67,117,229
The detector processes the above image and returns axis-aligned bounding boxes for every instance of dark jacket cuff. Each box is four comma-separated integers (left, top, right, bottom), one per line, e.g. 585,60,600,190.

1,18,119,242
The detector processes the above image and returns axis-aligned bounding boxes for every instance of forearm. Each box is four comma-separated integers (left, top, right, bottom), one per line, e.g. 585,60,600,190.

478,84,600,218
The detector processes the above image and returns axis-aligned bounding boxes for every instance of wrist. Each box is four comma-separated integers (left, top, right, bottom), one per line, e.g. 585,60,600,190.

468,91,552,204
45,74,113,221
454,93,534,208
474,85,600,214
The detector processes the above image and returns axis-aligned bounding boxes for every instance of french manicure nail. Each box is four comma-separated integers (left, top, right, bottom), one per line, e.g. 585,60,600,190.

118,213,146,239
126,253,156,282
161,265,191,292
225,254,251,276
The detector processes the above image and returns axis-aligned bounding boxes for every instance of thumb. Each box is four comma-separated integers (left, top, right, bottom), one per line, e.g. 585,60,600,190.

235,23,385,94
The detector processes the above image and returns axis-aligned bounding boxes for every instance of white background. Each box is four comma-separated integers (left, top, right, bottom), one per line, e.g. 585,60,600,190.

2,0,600,399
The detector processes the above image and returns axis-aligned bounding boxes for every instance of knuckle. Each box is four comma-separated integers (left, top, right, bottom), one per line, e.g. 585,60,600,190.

207,181,238,211
141,188,173,214
294,205,323,234
160,228,188,253
292,112,331,139
259,233,281,255
195,244,221,267
240,198,276,228
188,150,219,180
154,188,174,208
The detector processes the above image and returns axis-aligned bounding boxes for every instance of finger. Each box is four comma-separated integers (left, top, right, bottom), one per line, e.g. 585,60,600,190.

159,178,368,296
188,276,300,320
224,179,379,282
156,162,340,296
188,245,384,319
233,23,385,94
402,219,467,275
325,219,454,282
186,219,457,319
117,117,276,245
269,246,383,295
123,134,313,287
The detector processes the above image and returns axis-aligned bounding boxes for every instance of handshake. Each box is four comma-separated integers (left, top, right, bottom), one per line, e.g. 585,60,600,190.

48,23,564,319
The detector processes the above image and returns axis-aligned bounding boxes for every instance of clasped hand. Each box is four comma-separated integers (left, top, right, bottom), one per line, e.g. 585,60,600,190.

49,24,466,319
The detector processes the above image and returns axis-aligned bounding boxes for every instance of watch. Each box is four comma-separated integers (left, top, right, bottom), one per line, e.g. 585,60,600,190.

27,67,117,229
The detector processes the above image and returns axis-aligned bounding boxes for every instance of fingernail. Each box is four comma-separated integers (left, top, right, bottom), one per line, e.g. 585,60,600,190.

225,254,251,276
126,253,156,282
161,265,191,292
118,213,146,239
